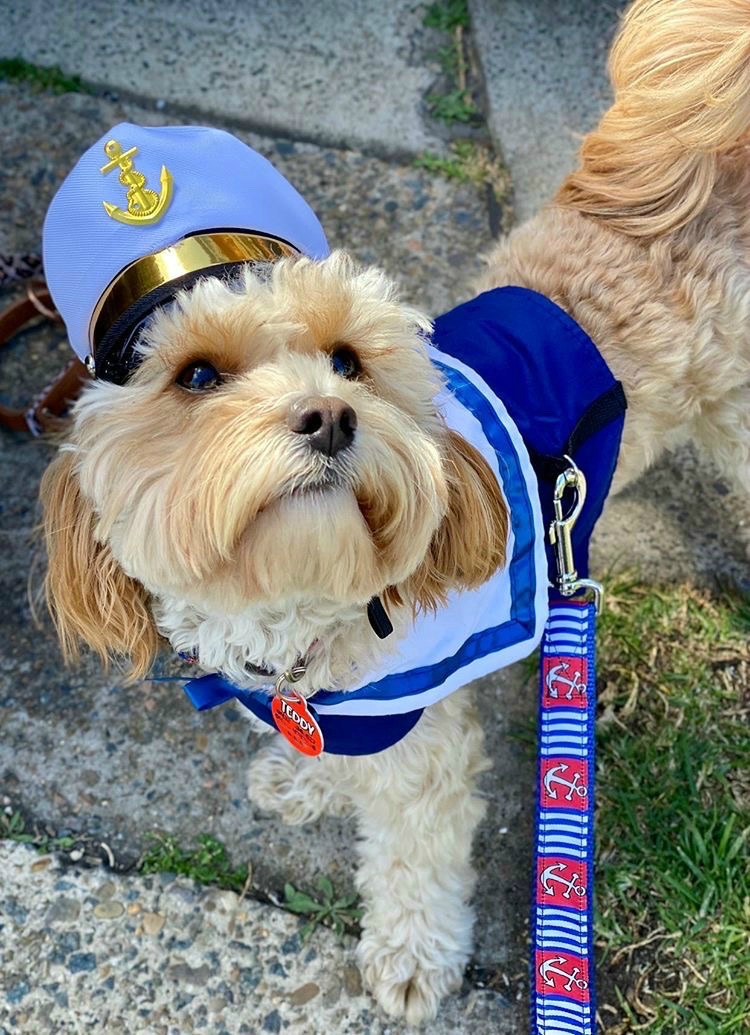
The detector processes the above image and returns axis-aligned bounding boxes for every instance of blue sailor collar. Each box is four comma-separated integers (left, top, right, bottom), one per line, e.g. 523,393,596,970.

184,287,626,756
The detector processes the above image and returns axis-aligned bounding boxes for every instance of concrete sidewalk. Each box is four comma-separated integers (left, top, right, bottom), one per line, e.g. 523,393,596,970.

0,79,526,1035
468,0,621,221
1,839,517,1034
1,0,449,158
1,3,748,1034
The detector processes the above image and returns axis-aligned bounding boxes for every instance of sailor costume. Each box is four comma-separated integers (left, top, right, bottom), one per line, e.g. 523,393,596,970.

43,123,625,757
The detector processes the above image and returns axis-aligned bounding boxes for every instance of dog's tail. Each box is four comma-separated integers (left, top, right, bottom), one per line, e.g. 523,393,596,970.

556,0,750,237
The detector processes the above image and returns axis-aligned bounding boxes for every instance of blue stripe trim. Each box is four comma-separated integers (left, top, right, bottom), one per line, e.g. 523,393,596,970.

534,1019,589,1035
538,1008,591,1019
535,933,588,949
536,905,589,921
535,939,589,955
538,834,588,846
535,927,588,943
183,673,424,755
534,1015,591,1030
535,921,588,936
539,814,590,826
535,921,587,935
536,995,592,1011
538,822,590,834
538,829,590,841
540,710,589,723
536,803,589,815
535,1012,592,1020
535,930,588,946
538,841,588,854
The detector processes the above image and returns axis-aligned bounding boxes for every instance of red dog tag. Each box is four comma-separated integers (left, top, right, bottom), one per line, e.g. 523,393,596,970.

271,690,325,757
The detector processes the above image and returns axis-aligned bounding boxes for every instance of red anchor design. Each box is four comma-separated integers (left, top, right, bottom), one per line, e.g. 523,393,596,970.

539,955,589,992
540,862,586,899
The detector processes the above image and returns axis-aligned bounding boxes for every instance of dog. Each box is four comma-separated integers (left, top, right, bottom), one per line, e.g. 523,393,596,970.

39,0,750,1024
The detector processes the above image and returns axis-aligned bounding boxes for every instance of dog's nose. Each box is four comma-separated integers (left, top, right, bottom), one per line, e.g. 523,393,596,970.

287,395,357,457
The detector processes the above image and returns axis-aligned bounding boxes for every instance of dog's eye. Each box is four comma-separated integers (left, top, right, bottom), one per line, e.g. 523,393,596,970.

176,361,222,391
330,345,362,380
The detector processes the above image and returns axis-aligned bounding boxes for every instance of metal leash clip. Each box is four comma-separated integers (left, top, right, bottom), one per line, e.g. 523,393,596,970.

548,457,604,613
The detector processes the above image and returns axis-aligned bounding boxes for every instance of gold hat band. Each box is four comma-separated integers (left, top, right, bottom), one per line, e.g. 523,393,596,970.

90,231,299,353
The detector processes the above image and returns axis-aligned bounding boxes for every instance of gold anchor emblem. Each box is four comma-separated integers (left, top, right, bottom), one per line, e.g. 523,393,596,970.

100,139,173,226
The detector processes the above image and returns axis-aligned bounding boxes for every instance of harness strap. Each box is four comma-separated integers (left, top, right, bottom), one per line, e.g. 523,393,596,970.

531,597,597,1035
528,381,627,483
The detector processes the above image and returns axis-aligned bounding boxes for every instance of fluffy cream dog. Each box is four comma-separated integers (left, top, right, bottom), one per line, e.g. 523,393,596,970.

41,0,750,1024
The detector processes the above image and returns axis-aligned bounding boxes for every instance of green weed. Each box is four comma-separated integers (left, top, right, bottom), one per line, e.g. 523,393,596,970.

284,875,363,940
140,834,362,940
426,87,477,124
139,832,249,892
423,0,470,32
423,0,478,125
0,809,77,853
0,57,89,94
415,140,510,198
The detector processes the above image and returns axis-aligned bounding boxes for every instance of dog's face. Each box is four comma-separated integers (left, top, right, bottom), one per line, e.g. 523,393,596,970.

41,252,507,675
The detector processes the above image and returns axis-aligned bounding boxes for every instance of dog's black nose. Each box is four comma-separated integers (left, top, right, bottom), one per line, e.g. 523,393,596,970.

288,395,357,457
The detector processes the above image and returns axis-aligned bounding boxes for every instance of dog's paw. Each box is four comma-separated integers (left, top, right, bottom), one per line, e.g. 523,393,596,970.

357,934,464,1025
247,738,347,825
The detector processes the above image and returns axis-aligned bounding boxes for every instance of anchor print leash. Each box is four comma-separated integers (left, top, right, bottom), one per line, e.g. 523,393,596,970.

531,461,600,1035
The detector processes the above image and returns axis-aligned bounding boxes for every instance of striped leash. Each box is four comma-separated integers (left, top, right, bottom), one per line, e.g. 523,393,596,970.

531,460,601,1035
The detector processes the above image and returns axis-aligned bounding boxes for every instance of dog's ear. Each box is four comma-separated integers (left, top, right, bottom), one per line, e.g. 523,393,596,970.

40,451,159,680
394,429,509,613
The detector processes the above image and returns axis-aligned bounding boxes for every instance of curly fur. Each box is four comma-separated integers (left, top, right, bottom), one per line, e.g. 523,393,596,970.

40,0,750,1023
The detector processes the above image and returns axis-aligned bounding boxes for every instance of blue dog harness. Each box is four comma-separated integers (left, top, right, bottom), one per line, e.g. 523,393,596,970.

184,286,625,757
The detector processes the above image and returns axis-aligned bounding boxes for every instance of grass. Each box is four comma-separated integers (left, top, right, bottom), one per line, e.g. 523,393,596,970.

139,835,361,938
426,87,477,125
139,833,249,892
423,0,479,125
0,57,89,94
415,140,510,197
594,577,750,1033
423,0,469,32
0,809,76,854
137,835,362,940
1,816,361,942
417,0,512,217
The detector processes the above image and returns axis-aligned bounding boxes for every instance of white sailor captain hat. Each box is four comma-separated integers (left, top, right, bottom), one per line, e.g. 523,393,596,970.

43,123,330,383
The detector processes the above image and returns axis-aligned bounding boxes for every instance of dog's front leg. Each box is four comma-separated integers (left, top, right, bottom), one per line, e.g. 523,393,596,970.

247,733,351,825
345,688,490,1024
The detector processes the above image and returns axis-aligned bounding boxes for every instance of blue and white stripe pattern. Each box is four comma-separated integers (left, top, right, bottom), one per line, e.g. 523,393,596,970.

534,907,590,955
539,710,590,758
543,606,591,656
532,598,596,1035
534,997,594,1035
537,810,589,860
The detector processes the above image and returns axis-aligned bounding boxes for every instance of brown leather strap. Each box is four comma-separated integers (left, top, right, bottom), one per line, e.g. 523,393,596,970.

0,284,89,434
